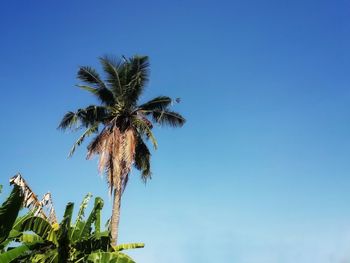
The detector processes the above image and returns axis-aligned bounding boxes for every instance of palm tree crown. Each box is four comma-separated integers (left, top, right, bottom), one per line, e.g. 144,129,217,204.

58,55,185,244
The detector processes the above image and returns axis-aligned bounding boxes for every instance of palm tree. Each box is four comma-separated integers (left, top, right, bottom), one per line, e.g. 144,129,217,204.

58,55,185,245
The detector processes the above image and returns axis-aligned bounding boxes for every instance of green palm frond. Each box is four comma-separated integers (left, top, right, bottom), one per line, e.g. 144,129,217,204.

59,106,106,132
99,56,123,98
69,124,99,157
134,138,151,181
58,111,78,130
132,118,157,149
77,66,105,88
151,110,186,127
138,96,172,111
123,56,150,106
77,106,107,126
77,66,115,105
77,84,116,106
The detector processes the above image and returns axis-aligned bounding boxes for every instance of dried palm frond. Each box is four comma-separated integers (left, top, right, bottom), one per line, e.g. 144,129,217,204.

86,127,137,196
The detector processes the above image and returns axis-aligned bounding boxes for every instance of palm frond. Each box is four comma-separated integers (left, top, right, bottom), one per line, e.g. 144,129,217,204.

77,65,115,105
58,111,78,130
132,118,158,149
138,96,172,111
134,138,151,181
99,56,123,98
151,110,186,127
69,124,99,157
77,66,104,88
59,106,107,131
77,84,116,106
122,56,150,106
77,105,107,126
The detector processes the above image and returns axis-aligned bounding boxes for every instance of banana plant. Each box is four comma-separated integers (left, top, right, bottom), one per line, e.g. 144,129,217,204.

0,189,144,263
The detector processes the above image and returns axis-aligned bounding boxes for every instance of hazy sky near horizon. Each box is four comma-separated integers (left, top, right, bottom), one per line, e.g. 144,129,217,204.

1,0,350,262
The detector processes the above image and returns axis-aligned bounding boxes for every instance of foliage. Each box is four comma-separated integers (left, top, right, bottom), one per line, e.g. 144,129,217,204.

0,185,23,245
0,186,143,263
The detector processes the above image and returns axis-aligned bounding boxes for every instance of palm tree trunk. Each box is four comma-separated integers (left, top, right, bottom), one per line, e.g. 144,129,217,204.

111,187,122,245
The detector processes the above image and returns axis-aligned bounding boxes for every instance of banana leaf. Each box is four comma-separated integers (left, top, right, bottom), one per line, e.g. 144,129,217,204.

113,243,144,252
87,252,135,263
19,216,57,245
71,193,92,240
0,185,23,244
75,197,103,241
0,245,29,263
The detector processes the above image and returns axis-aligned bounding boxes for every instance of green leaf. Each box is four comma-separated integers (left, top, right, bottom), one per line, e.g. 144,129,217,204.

73,233,111,255
113,243,144,252
76,65,116,106
58,111,78,130
60,202,74,234
57,203,74,263
0,245,30,263
99,56,123,98
122,56,150,106
71,193,93,240
20,233,44,244
69,125,98,157
138,96,172,111
19,216,57,244
0,185,23,244
87,252,135,263
77,197,104,240
31,250,58,263
151,110,186,127
94,200,101,236
134,138,151,181
132,118,158,149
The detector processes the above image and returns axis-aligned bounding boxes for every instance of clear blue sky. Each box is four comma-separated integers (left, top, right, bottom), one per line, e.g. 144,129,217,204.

1,0,350,262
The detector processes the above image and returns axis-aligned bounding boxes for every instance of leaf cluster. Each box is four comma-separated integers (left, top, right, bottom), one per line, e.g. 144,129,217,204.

0,187,143,263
